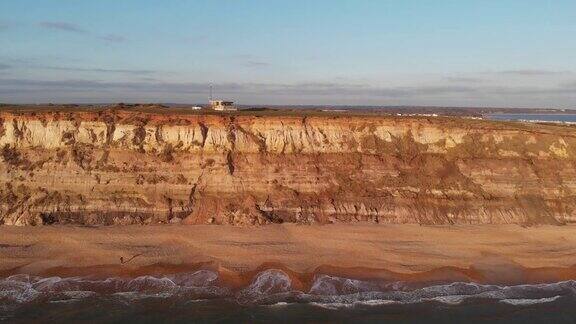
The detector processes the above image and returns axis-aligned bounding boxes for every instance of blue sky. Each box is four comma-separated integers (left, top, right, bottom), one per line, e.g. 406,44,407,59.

1,0,575,107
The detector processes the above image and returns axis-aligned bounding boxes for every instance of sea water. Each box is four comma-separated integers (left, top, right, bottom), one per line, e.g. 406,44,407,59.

2,269,576,323
488,113,576,123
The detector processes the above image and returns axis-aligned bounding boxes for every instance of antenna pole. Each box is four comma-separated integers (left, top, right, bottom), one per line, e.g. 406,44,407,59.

209,83,213,101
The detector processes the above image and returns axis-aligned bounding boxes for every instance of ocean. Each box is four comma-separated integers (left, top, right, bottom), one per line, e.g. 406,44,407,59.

487,113,576,123
2,269,576,323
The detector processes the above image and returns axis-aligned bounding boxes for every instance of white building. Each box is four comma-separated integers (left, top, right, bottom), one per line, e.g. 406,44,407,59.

209,100,237,111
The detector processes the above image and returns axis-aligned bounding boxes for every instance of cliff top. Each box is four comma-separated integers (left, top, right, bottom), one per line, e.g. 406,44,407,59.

0,103,575,136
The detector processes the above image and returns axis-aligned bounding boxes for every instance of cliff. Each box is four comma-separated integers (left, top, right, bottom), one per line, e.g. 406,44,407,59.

0,107,575,226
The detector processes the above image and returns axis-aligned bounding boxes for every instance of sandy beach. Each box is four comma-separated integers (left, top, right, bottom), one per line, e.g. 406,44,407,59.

2,224,576,288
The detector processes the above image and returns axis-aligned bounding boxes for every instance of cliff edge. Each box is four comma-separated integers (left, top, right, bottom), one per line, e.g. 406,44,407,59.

1,107,575,226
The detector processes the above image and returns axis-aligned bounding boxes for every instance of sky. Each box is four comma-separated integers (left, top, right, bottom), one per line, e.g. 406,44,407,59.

1,0,575,107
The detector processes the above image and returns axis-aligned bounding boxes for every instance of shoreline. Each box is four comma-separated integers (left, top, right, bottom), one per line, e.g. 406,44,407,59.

2,224,576,287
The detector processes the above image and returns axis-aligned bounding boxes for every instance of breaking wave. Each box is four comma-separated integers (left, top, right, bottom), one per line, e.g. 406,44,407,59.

2,269,575,310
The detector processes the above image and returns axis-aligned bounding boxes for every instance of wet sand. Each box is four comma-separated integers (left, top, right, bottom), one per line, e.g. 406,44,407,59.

1,224,576,288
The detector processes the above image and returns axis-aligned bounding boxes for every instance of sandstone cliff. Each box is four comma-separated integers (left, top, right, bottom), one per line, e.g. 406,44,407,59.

0,107,575,226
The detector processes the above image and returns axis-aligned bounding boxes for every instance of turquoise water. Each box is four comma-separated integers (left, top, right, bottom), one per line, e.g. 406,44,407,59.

2,270,576,323
488,114,576,123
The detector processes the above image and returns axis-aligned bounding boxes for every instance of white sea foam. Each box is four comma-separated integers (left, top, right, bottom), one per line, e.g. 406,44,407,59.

309,274,382,296
500,295,562,306
301,276,576,308
0,280,39,303
236,269,296,305
265,301,292,308
125,276,177,293
1,270,574,308
169,270,218,287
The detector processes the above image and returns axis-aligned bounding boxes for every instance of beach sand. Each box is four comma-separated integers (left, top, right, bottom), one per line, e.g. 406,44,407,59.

1,224,576,288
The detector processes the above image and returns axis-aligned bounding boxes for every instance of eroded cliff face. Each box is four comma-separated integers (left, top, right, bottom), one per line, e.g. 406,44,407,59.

0,108,575,226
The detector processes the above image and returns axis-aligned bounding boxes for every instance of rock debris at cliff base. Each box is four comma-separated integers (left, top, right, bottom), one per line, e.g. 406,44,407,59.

0,107,575,226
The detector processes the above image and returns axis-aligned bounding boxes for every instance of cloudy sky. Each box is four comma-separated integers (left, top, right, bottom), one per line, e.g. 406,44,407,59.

1,0,575,107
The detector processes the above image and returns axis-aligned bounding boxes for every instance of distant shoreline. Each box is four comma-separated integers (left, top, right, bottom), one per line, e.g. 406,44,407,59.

1,103,575,118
